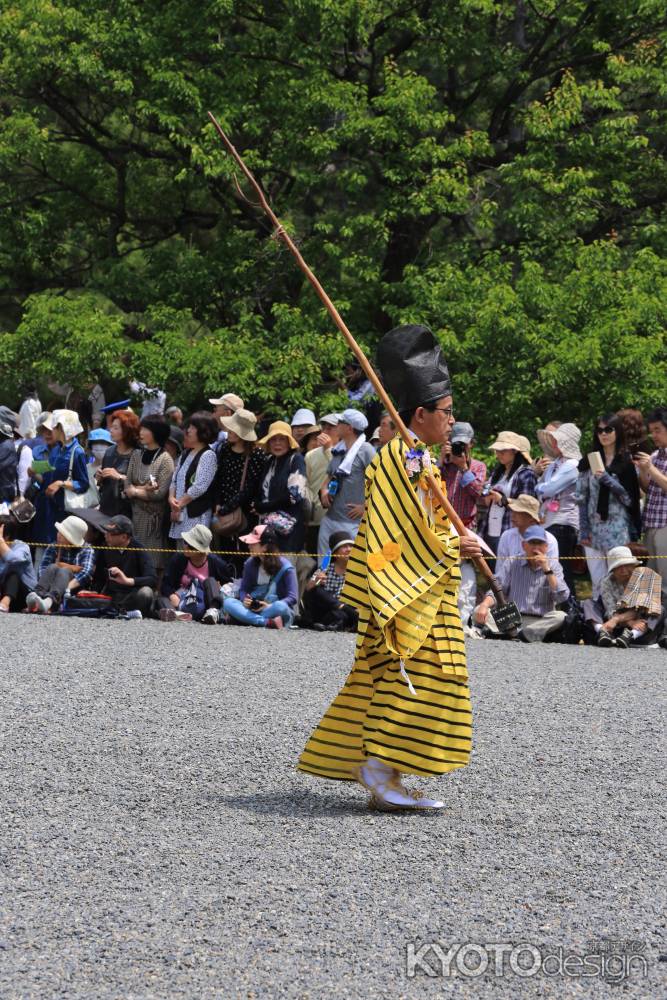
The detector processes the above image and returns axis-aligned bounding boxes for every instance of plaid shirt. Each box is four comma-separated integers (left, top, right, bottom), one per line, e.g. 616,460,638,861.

479,463,538,537
440,458,487,529
642,449,667,530
323,563,346,601
40,542,96,587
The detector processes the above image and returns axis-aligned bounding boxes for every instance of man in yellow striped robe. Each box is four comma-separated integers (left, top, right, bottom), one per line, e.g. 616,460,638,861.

298,324,480,810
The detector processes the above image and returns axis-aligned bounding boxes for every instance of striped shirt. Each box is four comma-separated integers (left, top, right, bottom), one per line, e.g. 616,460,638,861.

39,542,96,587
491,552,569,616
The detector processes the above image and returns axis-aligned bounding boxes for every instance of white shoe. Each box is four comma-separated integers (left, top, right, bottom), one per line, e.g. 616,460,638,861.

356,758,418,810
202,608,219,625
410,795,445,810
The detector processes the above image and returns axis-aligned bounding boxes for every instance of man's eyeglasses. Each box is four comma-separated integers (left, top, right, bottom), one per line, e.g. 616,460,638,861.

597,426,614,435
433,406,454,418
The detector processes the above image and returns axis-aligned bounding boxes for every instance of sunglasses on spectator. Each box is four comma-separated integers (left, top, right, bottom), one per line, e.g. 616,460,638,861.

596,426,614,434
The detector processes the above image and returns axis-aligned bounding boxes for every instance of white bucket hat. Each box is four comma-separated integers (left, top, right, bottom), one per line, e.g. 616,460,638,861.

55,516,88,548
550,422,582,462
291,407,317,427
51,409,84,439
181,524,212,554
606,546,639,575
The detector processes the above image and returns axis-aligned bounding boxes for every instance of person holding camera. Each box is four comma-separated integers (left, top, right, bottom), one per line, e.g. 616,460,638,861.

439,421,486,629
634,406,667,598
222,524,298,629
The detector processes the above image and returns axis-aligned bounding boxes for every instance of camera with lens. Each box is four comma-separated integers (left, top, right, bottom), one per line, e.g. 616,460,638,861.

451,440,467,457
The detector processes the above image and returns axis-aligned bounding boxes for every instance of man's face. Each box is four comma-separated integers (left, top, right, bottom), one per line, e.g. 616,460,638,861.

648,421,667,450
213,404,233,420
412,396,454,446
104,530,130,548
523,539,548,561
511,510,537,533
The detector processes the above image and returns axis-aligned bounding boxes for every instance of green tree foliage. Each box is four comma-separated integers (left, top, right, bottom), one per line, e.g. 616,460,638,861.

0,1,665,438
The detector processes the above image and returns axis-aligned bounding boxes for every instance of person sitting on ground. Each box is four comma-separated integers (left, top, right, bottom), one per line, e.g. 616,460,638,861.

159,524,235,624
94,515,157,618
495,495,560,570
473,524,569,642
478,431,537,555
222,524,298,629
301,531,358,632
535,422,582,597
317,408,375,556
25,515,95,614
0,515,38,612
588,546,665,649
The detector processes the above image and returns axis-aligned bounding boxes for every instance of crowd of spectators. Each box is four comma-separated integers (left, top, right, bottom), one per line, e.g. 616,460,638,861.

1,380,666,650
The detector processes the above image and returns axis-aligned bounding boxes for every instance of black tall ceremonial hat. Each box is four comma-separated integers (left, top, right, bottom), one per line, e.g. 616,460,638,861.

375,324,451,411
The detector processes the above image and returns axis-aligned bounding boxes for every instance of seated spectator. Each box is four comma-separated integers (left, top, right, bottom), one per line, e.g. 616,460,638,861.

535,422,582,596
159,524,234,624
479,431,536,554
301,531,358,632
254,421,308,556
318,408,375,556
169,412,219,548
94,515,157,618
576,412,641,599
223,524,298,629
124,417,174,577
634,406,667,598
290,408,317,447
590,547,665,648
97,409,140,518
473,525,569,642
26,515,95,614
496,495,559,568
0,515,38,612
439,421,487,629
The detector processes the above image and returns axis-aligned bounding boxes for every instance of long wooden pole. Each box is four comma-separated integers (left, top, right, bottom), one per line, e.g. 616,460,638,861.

207,111,506,601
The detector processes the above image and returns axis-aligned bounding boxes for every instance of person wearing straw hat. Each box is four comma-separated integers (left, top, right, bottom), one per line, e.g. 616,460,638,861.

212,408,267,565
253,421,308,556
478,430,537,555
159,524,235,624
535,422,582,596
589,546,665,648
299,324,482,811
25,515,95,614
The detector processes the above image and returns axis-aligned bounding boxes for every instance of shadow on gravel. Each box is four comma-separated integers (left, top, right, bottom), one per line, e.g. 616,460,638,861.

215,789,448,819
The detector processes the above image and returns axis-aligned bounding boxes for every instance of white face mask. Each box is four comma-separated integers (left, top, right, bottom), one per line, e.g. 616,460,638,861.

91,444,109,461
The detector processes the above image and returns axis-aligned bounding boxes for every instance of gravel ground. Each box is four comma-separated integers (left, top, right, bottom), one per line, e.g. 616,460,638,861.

0,615,665,999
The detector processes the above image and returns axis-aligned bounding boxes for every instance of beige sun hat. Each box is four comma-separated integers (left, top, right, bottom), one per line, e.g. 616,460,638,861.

507,494,541,522
51,409,84,439
490,430,531,462
606,546,639,575
209,392,244,411
219,408,258,442
54,516,88,548
182,523,212,554
258,420,299,452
